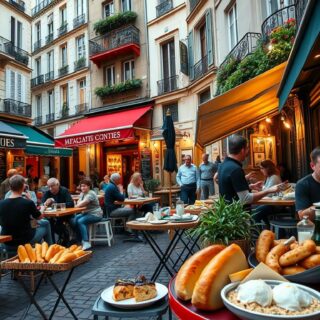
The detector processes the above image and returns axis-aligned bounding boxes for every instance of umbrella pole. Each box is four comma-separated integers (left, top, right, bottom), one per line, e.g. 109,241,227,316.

169,172,172,208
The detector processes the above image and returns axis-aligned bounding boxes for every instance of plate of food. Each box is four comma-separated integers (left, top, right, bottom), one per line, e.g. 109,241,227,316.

136,217,147,222
221,279,320,320
149,220,168,224
101,276,168,309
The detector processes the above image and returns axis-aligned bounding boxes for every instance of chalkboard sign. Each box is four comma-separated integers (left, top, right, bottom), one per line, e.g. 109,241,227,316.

0,150,6,182
13,156,25,170
141,149,151,180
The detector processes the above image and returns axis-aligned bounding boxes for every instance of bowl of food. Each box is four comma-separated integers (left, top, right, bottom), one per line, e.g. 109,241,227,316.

221,280,320,320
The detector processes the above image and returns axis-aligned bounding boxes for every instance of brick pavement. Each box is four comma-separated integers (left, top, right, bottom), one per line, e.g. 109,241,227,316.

0,232,185,320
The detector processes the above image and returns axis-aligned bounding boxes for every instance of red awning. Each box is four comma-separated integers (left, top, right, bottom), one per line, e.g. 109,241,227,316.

55,106,152,148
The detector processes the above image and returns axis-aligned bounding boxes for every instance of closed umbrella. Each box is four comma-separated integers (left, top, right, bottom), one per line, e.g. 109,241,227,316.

162,110,177,206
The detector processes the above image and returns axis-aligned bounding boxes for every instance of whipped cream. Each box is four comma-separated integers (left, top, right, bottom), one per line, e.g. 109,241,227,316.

273,283,312,311
237,280,273,307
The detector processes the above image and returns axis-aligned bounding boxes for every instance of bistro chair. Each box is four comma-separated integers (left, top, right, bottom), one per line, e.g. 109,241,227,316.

89,219,114,247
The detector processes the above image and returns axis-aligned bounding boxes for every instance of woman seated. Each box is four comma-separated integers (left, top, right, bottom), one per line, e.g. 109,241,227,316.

99,175,110,192
252,160,282,225
71,178,103,250
0,175,53,252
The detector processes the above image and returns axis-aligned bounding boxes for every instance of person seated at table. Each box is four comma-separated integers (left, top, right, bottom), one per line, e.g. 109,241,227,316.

104,173,135,226
252,160,283,225
38,175,49,193
76,171,87,193
71,178,103,250
295,147,320,220
0,168,17,200
5,178,38,205
0,175,53,252
42,178,74,245
99,175,110,192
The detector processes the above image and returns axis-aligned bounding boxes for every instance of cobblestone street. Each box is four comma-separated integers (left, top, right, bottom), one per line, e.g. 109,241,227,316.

0,232,177,320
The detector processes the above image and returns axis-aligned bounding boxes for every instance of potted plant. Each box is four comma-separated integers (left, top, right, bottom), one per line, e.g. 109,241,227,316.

144,179,160,196
61,102,69,117
191,197,257,255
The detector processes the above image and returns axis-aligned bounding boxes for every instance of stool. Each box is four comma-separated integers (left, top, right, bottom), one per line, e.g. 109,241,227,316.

270,219,298,239
92,296,171,320
89,219,114,247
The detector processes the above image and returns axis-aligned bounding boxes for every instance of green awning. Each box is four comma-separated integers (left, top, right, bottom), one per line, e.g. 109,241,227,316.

25,145,73,157
278,0,320,109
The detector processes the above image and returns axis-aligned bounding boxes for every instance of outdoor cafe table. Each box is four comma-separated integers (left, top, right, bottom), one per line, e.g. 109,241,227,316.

71,194,104,202
0,235,12,243
43,207,87,218
126,219,200,282
115,197,161,208
256,198,295,206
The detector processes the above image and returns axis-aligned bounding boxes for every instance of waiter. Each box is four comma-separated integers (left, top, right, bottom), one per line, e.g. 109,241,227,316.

199,153,217,200
176,155,200,205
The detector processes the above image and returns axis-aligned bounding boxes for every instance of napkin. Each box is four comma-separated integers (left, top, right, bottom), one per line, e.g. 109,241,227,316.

145,212,157,222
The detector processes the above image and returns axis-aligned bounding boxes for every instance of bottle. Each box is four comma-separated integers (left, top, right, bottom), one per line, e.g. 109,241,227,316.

313,208,320,245
176,198,185,217
297,216,315,244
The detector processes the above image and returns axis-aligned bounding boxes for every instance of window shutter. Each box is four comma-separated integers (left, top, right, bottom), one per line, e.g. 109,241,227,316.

17,73,22,102
10,71,15,100
188,31,194,80
179,41,188,75
5,69,11,99
21,74,26,103
205,9,214,66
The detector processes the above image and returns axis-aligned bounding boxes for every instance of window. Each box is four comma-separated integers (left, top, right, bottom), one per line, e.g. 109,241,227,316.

266,0,294,16
121,0,131,12
5,69,26,102
35,22,41,42
47,14,53,35
11,17,15,44
48,90,54,114
17,21,22,49
47,50,54,72
163,103,178,122
78,79,86,105
36,95,42,116
103,1,114,18
61,45,67,66
199,24,206,59
61,85,68,104
105,65,115,86
35,58,41,76
60,6,67,25
161,39,176,79
76,35,86,59
123,60,135,81
228,3,238,50
76,0,84,15
199,88,211,104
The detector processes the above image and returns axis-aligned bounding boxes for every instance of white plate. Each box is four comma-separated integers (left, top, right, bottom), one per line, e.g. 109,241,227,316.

149,220,168,224
136,217,147,222
101,283,168,309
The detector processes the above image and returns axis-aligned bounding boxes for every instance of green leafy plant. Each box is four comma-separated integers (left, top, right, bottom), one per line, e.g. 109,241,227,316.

191,197,257,246
95,79,142,98
94,11,137,35
75,56,86,69
62,102,69,117
144,179,160,193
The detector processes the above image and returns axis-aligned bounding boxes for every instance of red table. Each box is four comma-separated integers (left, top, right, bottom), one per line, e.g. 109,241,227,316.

168,276,240,320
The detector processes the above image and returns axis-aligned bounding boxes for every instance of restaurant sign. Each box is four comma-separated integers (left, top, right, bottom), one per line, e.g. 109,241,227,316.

0,136,26,149
55,128,134,148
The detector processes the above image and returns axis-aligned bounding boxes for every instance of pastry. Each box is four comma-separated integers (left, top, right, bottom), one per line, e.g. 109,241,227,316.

113,279,135,301
133,275,157,302
256,230,275,263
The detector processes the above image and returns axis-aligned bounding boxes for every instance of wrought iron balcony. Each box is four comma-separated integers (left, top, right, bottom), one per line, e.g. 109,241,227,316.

31,75,44,87
33,39,41,52
74,57,86,72
220,32,261,69
9,0,25,12
261,4,296,42
3,99,31,118
34,115,43,126
45,71,54,82
0,36,29,66
46,113,55,123
157,75,178,95
295,0,308,29
73,14,86,29
189,0,200,12
32,0,54,16
156,0,173,18
60,106,69,118
74,103,88,114
45,33,54,45
58,23,68,37
192,55,208,81
58,65,69,77
89,25,140,66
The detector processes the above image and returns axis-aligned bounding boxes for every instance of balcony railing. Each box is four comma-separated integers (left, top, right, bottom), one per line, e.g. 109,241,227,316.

192,55,208,81
89,25,140,56
45,33,54,45
157,75,178,95
46,113,55,123
156,0,173,18
73,14,86,29
74,58,86,71
189,0,200,12
32,0,54,16
0,36,29,66
31,75,44,87
220,32,261,69
3,99,31,118
74,103,88,114
9,0,25,12
34,115,43,126
58,23,68,37
45,71,54,82
59,107,69,118
261,4,296,42
58,65,69,77
33,39,41,52
295,0,308,29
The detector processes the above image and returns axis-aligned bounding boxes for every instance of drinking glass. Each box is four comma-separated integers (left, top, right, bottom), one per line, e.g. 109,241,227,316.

52,203,57,211
153,204,161,219
60,203,66,210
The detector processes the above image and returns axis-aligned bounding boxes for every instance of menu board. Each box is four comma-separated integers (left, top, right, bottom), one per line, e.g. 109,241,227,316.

13,156,25,170
107,154,122,176
141,149,151,180
0,150,6,182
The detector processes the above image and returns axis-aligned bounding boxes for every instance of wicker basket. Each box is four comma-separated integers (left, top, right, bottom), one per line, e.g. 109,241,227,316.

0,251,92,271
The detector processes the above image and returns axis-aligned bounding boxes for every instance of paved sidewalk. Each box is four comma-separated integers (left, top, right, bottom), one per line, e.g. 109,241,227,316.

0,232,181,319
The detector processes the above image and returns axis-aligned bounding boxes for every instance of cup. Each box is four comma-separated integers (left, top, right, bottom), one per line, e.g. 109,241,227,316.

149,192,153,198
52,203,57,211
60,203,66,210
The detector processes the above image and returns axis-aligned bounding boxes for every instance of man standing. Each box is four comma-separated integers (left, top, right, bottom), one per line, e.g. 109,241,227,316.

218,135,280,206
199,153,217,200
176,155,200,205
295,147,320,220
0,169,17,200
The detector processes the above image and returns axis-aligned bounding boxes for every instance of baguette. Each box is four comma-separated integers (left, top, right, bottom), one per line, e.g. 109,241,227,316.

45,244,61,262
175,245,225,300
256,230,275,263
25,243,36,262
300,254,320,269
18,245,30,263
41,242,49,259
57,252,77,263
282,265,306,275
265,243,289,273
35,243,44,263
49,249,66,263
68,244,78,252
74,250,87,258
